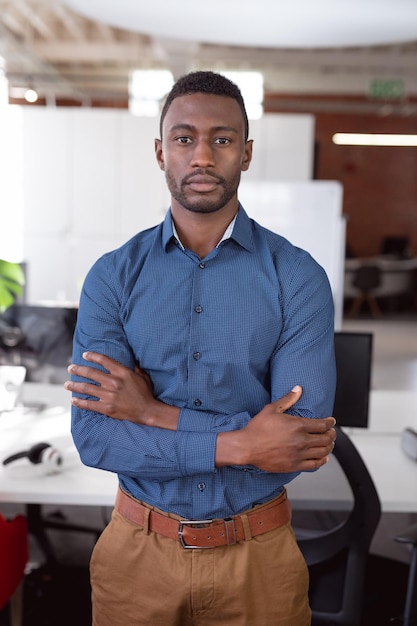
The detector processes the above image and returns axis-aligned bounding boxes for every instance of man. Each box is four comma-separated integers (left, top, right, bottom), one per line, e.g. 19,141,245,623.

65,70,336,626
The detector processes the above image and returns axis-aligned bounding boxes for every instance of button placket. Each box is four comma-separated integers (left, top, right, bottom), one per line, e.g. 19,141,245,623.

188,262,207,409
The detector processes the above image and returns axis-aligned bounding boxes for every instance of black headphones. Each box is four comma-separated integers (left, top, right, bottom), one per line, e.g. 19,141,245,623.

3,442,63,477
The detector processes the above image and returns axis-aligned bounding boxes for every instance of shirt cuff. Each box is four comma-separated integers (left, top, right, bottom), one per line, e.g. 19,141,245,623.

178,431,217,475
178,408,251,432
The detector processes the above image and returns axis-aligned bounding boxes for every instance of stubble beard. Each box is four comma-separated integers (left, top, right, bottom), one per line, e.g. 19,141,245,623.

165,169,241,214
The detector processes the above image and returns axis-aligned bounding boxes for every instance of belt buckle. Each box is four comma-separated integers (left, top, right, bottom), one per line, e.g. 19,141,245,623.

178,519,213,549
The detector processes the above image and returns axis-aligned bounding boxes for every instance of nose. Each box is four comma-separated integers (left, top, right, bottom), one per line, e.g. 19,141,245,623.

190,139,215,168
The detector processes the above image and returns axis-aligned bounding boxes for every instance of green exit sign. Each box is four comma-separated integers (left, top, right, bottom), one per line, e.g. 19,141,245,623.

369,79,405,99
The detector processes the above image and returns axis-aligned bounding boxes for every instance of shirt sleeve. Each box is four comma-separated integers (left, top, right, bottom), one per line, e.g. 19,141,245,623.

71,256,218,481
178,251,336,432
270,252,336,419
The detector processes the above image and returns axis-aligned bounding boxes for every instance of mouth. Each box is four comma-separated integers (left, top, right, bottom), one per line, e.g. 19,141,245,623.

185,175,222,193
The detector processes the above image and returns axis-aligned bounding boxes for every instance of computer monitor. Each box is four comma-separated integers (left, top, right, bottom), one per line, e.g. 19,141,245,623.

333,331,373,428
380,235,410,258
0,304,78,384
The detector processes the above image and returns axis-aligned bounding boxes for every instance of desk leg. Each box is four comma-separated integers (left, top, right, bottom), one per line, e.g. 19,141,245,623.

26,503,58,564
404,546,417,626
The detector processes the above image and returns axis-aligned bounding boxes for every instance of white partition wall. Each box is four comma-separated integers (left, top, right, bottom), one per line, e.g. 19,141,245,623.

246,114,315,181
239,181,345,330
17,107,318,303
22,109,168,303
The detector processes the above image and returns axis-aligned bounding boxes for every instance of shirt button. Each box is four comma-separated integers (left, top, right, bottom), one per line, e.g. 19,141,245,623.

198,482,206,491
193,352,201,360
194,399,202,407
195,305,203,313
199,263,205,269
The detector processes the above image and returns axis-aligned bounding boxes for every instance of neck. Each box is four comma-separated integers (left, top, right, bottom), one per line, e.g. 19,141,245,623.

171,204,237,258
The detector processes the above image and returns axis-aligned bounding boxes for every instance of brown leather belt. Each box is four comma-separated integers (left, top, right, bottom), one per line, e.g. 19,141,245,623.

115,487,291,549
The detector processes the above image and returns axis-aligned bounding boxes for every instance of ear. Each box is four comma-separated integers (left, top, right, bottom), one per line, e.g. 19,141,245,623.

154,138,165,171
241,139,253,172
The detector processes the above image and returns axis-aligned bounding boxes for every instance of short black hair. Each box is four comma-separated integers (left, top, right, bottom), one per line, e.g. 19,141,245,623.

160,70,249,141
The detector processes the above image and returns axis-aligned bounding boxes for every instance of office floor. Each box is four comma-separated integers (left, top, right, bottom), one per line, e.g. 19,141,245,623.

1,311,416,625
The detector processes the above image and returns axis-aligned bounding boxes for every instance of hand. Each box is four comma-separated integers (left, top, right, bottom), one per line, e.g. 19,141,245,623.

64,352,180,428
216,386,336,473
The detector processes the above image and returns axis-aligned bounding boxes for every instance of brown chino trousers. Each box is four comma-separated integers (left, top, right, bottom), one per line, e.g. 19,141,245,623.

90,502,311,626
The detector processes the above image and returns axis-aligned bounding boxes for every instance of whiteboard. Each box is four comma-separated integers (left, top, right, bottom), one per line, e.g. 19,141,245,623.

239,180,345,330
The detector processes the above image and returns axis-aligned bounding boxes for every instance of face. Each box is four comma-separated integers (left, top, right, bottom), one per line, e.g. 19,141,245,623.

155,93,252,215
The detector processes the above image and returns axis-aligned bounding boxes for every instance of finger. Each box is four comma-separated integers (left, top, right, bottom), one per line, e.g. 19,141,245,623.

64,381,107,401
64,380,99,396
305,437,336,456
305,417,336,433
297,440,335,463
82,351,119,371
289,429,336,459
295,415,336,432
67,363,107,384
272,385,303,413
71,396,106,414
298,456,331,471
277,454,332,473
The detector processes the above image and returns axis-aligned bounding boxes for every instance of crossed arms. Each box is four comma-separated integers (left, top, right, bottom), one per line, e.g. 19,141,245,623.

65,352,336,475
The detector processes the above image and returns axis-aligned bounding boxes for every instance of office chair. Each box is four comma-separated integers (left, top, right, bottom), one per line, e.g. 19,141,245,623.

392,522,417,625
295,426,382,626
349,264,382,318
0,513,29,626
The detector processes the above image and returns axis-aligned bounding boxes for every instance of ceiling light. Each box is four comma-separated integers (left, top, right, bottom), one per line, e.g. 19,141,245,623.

24,88,39,103
332,133,417,147
223,71,264,120
129,69,174,117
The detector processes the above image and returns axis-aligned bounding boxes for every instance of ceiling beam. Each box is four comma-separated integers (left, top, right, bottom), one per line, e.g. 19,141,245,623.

94,21,114,42
52,2,85,40
34,39,151,63
31,39,417,76
14,0,56,40
1,11,26,37
199,45,417,74
0,20,88,99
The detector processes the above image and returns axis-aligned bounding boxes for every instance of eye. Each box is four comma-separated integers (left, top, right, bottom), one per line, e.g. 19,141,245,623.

175,136,192,144
214,137,231,145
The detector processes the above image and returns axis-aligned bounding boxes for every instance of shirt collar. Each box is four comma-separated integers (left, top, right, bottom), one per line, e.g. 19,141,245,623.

162,203,255,253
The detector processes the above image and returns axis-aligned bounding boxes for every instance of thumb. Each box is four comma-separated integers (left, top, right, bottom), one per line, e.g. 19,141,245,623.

272,385,303,414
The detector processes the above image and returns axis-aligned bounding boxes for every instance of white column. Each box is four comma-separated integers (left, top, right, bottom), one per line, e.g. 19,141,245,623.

0,57,24,263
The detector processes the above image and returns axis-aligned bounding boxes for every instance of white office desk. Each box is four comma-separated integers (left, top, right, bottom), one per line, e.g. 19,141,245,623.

0,383,118,507
287,432,417,512
366,390,417,434
288,390,417,512
0,384,416,513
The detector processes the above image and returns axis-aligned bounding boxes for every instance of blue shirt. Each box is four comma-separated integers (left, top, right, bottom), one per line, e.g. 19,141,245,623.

71,205,336,520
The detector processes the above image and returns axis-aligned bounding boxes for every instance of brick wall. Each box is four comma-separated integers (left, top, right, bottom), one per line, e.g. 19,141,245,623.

265,98,417,258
